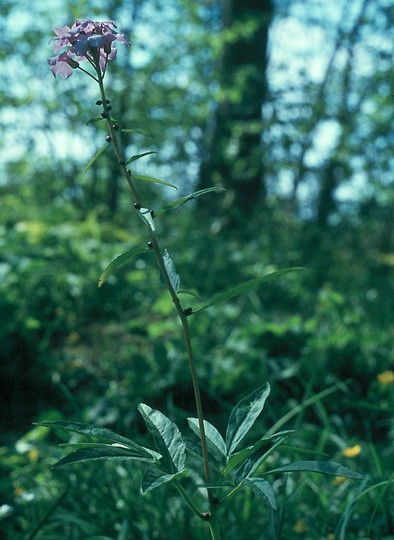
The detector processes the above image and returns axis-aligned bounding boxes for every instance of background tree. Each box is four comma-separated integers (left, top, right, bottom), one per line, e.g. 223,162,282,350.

199,0,273,228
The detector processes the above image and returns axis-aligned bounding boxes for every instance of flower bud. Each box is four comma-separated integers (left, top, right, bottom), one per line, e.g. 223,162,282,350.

67,58,79,69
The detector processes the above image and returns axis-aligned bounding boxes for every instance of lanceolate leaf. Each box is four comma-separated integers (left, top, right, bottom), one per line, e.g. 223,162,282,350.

86,117,105,125
265,461,364,480
162,249,180,293
192,268,304,314
243,434,290,479
130,172,178,190
125,151,157,165
85,142,109,172
156,187,226,216
52,445,158,468
226,383,271,455
121,128,155,138
243,478,277,510
141,466,188,493
38,420,160,460
138,404,186,474
224,430,294,475
187,418,227,463
98,247,150,287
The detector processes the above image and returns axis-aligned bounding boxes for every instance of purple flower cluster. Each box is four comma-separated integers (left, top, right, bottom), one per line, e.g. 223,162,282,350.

48,20,130,78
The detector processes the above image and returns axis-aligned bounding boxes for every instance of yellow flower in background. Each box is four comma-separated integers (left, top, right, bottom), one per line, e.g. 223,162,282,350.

28,447,39,463
377,370,394,385
293,518,308,533
342,444,362,458
333,476,347,486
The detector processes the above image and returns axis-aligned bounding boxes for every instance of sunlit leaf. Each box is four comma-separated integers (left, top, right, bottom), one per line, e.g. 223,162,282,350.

161,249,180,293
156,187,225,216
192,268,304,314
226,383,271,455
98,247,150,287
125,151,157,165
85,142,109,172
136,207,156,231
265,460,364,479
138,404,186,474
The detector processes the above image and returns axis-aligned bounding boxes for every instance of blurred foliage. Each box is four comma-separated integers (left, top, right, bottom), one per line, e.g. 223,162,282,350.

1,0,393,537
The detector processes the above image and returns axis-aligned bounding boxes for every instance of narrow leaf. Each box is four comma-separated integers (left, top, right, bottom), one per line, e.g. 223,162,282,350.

162,249,180,293
178,289,203,300
187,418,227,463
224,430,294,475
265,461,364,480
226,383,271,455
85,143,109,172
138,404,186,474
86,117,105,126
156,187,226,216
243,478,277,510
141,466,187,493
38,420,160,459
98,247,150,287
52,445,157,468
193,268,304,314
243,435,289,479
184,438,223,473
121,128,155,138
131,172,178,190
125,151,157,165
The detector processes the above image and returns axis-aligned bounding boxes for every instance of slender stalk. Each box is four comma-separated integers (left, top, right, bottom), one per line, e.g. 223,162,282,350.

94,62,219,537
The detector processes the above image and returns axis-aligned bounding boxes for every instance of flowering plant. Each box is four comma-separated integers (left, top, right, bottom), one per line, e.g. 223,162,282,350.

48,19,130,78
41,19,363,540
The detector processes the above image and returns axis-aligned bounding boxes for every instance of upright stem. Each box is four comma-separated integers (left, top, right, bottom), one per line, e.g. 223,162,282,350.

95,67,218,533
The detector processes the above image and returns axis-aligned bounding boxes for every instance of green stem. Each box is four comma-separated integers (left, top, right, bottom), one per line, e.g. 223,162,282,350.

95,63,218,531
208,515,222,540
